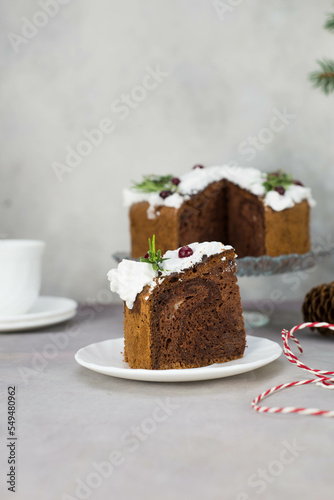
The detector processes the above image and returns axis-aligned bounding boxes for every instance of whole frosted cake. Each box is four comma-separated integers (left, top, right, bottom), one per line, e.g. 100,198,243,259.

108,238,246,370
124,165,315,258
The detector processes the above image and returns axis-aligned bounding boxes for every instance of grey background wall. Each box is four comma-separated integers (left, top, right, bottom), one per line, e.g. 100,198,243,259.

1,0,334,307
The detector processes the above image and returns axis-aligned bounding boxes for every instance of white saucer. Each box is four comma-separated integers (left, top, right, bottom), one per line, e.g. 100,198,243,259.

0,296,78,332
75,336,282,383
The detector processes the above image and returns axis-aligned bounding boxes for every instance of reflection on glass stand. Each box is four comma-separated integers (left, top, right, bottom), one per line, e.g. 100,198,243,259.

112,244,334,329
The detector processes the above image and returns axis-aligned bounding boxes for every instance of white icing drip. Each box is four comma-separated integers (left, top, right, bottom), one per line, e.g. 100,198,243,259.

107,260,157,309
124,165,315,213
148,280,157,294
264,185,316,212
123,189,184,218
107,242,232,308
147,204,156,220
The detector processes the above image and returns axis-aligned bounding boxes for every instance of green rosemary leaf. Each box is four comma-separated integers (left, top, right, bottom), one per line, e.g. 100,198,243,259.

132,175,177,193
139,235,169,272
263,170,295,193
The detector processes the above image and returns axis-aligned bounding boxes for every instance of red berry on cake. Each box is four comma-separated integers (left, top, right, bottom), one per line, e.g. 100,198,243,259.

294,180,304,186
178,246,194,258
144,252,149,259
275,186,285,195
171,177,181,186
159,190,172,199
192,164,204,169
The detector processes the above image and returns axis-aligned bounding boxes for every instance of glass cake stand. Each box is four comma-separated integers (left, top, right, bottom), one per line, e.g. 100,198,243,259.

236,244,334,328
112,243,334,329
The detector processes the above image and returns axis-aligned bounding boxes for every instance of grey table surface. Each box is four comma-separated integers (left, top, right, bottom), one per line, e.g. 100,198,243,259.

1,301,334,500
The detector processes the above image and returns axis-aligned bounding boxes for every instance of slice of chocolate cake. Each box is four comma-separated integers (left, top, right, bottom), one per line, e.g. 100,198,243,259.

108,240,246,370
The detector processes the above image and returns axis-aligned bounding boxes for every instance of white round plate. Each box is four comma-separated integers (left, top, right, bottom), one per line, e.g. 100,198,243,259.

75,335,282,382
0,296,77,332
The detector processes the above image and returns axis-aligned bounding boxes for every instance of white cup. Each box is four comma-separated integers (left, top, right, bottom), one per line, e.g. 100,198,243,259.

0,240,45,316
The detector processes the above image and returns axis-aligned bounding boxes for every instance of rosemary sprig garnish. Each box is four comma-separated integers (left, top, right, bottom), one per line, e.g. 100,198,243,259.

263,170,295,193
132,175,177,193
140,235,169,272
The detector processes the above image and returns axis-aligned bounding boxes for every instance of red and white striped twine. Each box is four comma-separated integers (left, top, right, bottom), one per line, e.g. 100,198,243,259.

251,322,334,417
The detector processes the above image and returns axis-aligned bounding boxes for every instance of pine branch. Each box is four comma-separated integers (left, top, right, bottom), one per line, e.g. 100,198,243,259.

309,59,334,95
324,13,334,32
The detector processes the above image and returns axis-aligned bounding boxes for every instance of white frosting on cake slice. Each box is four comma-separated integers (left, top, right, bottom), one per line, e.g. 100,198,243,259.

160,241,233,275
107,260,157,309
107,242,233,309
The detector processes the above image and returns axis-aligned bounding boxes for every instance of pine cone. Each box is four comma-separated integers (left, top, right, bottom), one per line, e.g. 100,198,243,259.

302,282,334,335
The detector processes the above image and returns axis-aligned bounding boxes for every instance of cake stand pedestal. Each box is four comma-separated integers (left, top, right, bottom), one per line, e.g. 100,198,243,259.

237,244,334,328
242,311,270,329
